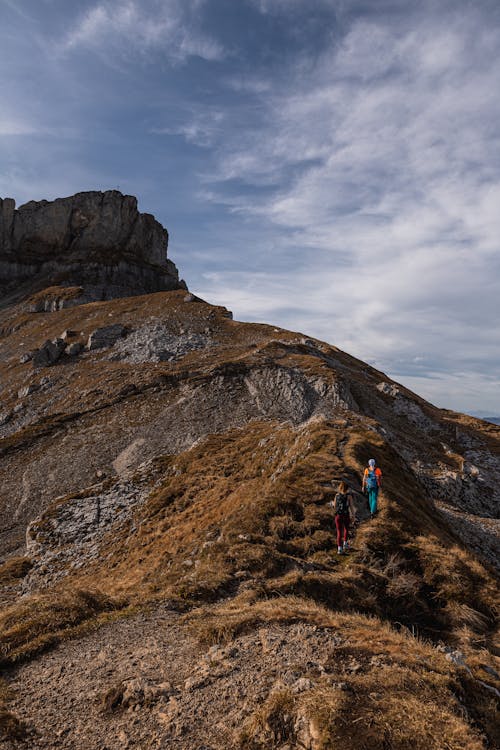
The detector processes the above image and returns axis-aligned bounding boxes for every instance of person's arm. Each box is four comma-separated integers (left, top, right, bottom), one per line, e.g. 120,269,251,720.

331,493,338,513
361,469,366,492
377,469,382,487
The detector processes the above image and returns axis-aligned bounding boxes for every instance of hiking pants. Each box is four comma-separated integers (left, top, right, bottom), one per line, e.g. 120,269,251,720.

335,513,350,547
368,488,378,514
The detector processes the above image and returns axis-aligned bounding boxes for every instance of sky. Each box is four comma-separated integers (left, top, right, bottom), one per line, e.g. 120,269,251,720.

1,0,499,415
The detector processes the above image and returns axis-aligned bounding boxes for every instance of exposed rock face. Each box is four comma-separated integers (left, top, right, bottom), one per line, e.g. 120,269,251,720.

0,191,186,304
25,470,154,591
32,338,66,367
109,322,214,363
87,324,127,351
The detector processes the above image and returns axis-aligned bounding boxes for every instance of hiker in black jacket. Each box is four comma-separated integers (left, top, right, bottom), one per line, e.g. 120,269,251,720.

331,481,356,555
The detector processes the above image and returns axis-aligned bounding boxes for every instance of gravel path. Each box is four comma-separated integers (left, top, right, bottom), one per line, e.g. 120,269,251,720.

2,605,344,750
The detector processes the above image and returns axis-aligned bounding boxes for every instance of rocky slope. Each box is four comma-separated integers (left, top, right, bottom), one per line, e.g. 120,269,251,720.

0,196,498,750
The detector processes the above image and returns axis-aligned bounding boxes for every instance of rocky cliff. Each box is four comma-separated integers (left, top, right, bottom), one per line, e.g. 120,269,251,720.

0,207,498,750
0,191,185,307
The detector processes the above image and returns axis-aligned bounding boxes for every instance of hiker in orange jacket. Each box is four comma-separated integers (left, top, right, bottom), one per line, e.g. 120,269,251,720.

362,458,382,518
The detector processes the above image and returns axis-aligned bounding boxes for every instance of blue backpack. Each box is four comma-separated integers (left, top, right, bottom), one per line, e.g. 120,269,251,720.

366,469,378,490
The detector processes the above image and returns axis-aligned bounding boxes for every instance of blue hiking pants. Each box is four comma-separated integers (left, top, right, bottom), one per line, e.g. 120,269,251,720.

368,488,378,514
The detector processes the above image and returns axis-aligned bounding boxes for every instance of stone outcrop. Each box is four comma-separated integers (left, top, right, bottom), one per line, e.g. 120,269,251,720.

109,321,214,363
87,324,127,351
32,338,66,367
0,190,186,304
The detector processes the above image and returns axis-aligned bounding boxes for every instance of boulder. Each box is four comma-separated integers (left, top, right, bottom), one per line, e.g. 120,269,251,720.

87,324,127,351
67,342,84,356
377,381,400,397
32,338,66,367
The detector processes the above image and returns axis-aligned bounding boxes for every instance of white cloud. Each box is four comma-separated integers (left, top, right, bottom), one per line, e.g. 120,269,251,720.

61,0,224,62
0,118,36,137
251,0,332,14
152,109,225,147
195,6,500,410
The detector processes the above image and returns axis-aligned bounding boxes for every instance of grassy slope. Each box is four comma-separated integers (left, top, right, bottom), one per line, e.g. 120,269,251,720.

1,418,498,747
0,290,498,747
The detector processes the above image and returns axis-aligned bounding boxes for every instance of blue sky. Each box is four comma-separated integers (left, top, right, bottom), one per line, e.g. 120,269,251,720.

1,0,499,414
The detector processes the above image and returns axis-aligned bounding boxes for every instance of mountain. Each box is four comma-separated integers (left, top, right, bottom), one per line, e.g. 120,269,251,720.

0,193,498,750
469,412,500,426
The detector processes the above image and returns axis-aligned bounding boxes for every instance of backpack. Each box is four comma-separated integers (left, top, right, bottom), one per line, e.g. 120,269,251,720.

335,492,350,515
366,469,378,490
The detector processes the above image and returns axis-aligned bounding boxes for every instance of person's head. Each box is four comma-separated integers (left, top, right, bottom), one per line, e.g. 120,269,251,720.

368,458,376,468
338,480,348,493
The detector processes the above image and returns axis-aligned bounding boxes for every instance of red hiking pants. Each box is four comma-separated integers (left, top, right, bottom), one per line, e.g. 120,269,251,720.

335,513,350,547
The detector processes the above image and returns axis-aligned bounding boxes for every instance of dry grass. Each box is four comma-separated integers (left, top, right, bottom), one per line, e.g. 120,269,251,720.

228,598,488,750
188,595,342,644
0,289,498,747
239,687,297,748
294,680,485,750
71,418,348,604
240,688,484,750
16,416,497,650
0,420,496,750
0,588,125,667
0,557,32,586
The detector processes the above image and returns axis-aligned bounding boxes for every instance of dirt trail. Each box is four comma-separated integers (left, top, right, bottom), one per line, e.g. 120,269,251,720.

2,605,345,750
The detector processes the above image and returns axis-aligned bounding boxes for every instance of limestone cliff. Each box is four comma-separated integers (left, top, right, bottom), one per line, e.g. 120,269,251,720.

0,190,185,306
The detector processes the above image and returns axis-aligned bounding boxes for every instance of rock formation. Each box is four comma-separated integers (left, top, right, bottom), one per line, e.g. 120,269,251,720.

0,190,186,306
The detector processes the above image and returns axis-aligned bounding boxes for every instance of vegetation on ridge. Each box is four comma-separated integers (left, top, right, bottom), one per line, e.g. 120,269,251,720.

0,289,498,748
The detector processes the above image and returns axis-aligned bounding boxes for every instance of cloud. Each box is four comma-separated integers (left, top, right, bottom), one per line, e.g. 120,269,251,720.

1,0,497,413
61,0,224,62
152,109,226,148
193,4,500,408
250,0,333,14
0,118,37,137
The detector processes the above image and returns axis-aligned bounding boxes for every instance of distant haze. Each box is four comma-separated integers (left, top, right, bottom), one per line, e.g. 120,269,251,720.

474,415,500,426
1,0,499,413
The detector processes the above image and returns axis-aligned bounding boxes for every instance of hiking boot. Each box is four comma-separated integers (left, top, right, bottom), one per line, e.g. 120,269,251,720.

343,541,349,552
337,546,343,555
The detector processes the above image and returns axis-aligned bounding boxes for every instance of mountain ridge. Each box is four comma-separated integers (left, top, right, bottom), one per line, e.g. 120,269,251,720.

0,195,498,750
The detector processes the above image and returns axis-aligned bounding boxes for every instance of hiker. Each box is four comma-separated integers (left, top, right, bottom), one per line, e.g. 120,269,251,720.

330,481,356,555
362,458,382,518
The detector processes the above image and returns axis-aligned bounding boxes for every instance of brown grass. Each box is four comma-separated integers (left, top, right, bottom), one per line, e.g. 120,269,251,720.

239,688,297,748
71,418,348,604
0,557,32,585
16,416,497,651
0,588,125,667
229,599,488,750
